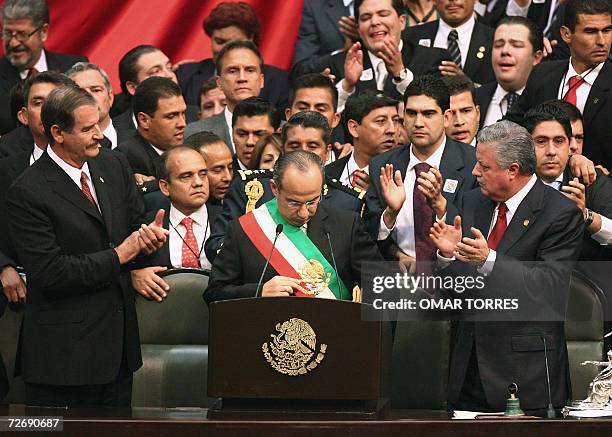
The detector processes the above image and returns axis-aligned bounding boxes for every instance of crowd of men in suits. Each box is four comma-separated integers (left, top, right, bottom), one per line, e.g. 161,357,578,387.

0,0,611,416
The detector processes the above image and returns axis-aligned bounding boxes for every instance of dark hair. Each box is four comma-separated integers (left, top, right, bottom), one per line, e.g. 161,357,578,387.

159,145,203,182
289,73,338,111
442,75,477,106
198,76,220,108
2,0,49,27
214,39,263,72
272,150,325,190
249,133,282,169
132,76,183,121
203,1,261,46
354,0,403,19
521,101,573,139
403,74,450,112
23,71,75,104
118,45,160,95
344,90,397,125
549,99,583,123
564,0,611,31
41,85,96,144
9,82,24,128
281,111,331,146
185,131,226,150
497,15,544,53
232,96,280,129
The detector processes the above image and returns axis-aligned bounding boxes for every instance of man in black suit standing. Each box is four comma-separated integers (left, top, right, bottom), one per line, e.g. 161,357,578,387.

365,75,477,272
205,150,382,303
0,0,86,134
508,0,612,169
476,16,544,128
404,0,496,86
6,84,168,407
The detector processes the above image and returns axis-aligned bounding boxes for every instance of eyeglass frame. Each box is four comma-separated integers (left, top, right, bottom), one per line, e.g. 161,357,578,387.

1,24,45,43
281,192,323,211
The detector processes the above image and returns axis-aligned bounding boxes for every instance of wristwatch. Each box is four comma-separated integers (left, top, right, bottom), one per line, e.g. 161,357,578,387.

585,208,594,226
392,68,408,83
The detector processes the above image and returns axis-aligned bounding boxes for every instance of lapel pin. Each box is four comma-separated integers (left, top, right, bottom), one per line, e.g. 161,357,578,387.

523,219,529,227
593,98,599,104
476,52,484,59
99,177,105,183
478,46,485,52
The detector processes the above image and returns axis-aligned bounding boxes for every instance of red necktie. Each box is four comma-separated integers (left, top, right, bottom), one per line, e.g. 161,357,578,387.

350,170,361,187
80,171,98,209
26,67,38,78
563,75,584,107
181,217,200,268
487,202,508,251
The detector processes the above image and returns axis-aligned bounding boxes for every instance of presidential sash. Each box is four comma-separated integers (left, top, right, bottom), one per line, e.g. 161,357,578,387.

238,198,350,300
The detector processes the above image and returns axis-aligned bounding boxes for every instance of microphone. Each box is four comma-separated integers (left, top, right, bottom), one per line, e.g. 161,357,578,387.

254,223,283,298
323,223,341,299
541,336,556,418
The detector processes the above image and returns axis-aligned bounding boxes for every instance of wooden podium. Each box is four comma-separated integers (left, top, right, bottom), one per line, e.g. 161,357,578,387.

207,297,392,420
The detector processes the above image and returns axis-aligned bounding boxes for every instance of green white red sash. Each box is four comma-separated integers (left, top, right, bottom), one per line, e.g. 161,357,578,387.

238,198,350,300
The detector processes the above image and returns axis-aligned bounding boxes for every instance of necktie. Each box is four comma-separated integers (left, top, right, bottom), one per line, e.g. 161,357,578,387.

376,61,387,91
564,75,584,107
26,67,38,79
447,29,462,67
505,92,519,114
80,171,98,210
487,202,508,251
181,217,200,268
413,162,435,274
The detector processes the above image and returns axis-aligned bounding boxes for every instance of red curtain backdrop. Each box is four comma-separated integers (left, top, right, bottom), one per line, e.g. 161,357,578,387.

1,0,305,92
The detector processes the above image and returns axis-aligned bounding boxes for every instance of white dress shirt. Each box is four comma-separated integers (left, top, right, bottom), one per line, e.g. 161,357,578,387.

557,59,604,114
223,106,234,146
339,153,369,187
168,204,212,270
506,0,559,36
433,16,476,69
19,49,48,79
103,120,118,149
47,145,100,212
378,140,446,257
29,143,45,166
483,84,525,128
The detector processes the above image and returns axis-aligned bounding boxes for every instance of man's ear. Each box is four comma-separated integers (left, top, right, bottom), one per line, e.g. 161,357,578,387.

17,107,28,126
137,112,150,130
560,25,572,45
126,81,138,96
39,23,49,43
50,124,63,145
270,178,278,197
532,50,544,66
443,109,452,129
159,179,170,197
108,91,115,107
508,162,521,179
347,119,359,139
331,111,341,129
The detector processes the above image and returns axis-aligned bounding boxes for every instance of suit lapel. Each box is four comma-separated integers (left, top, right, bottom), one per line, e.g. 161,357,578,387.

357,51,377,92
89,158,113,233
463,23,487,79
159,209,172,267
306,207,333,267
439,140,467,204
583,61,611,128
474,195,495,236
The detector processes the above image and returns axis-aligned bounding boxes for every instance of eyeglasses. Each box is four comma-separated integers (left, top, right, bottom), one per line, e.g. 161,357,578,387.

1,25,44,43
284,195,322,211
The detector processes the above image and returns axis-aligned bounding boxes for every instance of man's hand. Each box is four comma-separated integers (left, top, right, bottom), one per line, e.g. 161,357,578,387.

352,169,370,191
542,37,558,59
131,266,170,302
454,227,490,266
561,177,586,216
138,209,169,255
389,243,416,274
569,154,597,186
380,164,406,228
339,15,359,42
438,60,464,77
333,142,353,159
377,39,405,78
321,67,336,83
261,276,307,297
0,266,26,303
343,42,364,92
416,167,447,218
596,164,609,176
115,231,143,264
430,215,463,258
134,173,156,185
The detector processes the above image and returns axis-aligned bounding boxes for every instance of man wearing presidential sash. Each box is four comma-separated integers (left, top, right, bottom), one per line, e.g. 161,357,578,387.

204,150,382,303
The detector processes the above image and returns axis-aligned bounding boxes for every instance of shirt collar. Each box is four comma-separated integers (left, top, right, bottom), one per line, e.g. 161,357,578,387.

19,49,48,79
347,152,369,174
47,144,93,186
170,203,208,228
408,136,446,172
103,120,118,149
492,83,525,103
32,143,45,160
150,144,165,156
502,174,538,218
566,58,604,86
224,106,233,130
438,15,476,44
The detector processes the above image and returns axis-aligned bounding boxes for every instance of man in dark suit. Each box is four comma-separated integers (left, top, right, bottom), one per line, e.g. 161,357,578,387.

205,150,382,303
131,146,220,302
365,75,477,272
0,0,86,134
327,0,451,112
431,120,583,412
116,76,186,187
6,84,168,407
403,0,496,86
476,16,544,128
0,293,8,401
507,0,612,169
176,2,289,114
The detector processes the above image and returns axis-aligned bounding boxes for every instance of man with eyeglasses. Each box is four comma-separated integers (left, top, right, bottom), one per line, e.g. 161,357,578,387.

204,150,382,303
0,0,87,134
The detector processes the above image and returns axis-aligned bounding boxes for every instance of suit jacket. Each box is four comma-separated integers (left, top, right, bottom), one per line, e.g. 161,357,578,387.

5,149,145,385
403,20,495,86
184,111,232,151
177,59,290,112
0,293,8,400
324,154,350,181
475,81,498,128
326,39,451,101
0,125,35,158
0,51,87,135
364,139,478,243
115,131,164,178
508,60,612,169
446,180,584,411
204,203,382,303
291,0,348,77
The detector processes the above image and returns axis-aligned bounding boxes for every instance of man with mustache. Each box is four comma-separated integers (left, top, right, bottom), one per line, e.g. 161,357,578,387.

0,0,86,135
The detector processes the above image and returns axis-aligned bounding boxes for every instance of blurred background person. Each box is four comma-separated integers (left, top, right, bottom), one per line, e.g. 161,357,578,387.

248,132,282,170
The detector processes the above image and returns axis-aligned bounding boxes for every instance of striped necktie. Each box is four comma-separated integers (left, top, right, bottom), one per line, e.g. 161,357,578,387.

447,30,462,67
